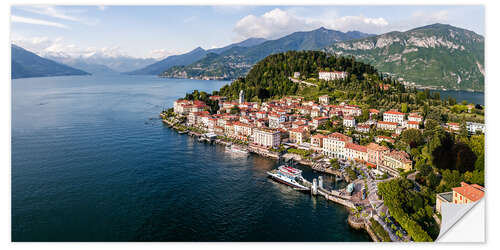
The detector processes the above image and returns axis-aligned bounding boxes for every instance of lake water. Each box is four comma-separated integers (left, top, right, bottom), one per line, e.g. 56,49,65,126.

11,75,370,241
430,89,484,105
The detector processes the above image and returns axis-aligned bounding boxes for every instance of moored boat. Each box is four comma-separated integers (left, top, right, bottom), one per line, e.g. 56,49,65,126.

267,165,309,190
226,144,249,155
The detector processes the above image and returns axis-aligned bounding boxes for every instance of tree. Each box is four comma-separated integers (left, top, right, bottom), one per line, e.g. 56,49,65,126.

439,169,462,191
330,158,340,170
230,105,240,114
401,103,408,113
400,129,424,148
377,178,434,241
427,172,441,189
453,143,477,173
458,121,468,139
360,108,370,122
448,97,457,106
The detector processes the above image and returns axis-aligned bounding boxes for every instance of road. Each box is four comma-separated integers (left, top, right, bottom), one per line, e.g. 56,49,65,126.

288,77,318,87
355,162,402,242
373,215,401,242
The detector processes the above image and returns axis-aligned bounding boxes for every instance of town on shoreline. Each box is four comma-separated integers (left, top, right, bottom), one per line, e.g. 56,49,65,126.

160,69,485,242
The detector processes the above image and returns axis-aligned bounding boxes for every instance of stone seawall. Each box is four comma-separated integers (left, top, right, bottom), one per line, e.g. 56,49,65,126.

347,214,380,242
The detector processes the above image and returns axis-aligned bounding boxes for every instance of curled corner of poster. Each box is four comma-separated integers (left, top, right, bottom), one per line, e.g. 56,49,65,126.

436,198,485,242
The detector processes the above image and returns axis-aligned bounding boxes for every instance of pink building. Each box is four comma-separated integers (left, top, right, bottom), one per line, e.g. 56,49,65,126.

367,143,390,167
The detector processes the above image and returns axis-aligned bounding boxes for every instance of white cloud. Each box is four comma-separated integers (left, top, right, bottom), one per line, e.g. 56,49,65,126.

146,49,181,60
12,35,121,58
233,8,390,40
16,6,80,22
11,34,181,60
232,8,457,41
183,16,197,23
11,15,69,29
233,8,313,40
14,6,99,26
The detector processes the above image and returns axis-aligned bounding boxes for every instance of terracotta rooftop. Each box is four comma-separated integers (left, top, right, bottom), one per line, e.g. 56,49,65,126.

386,150,411,163
345,142,367,152
453,182,485,202
313,116,329,120
367,142,389,151
378,121,398,126
328,132,351,142
384,110,404,115
312,133,328,139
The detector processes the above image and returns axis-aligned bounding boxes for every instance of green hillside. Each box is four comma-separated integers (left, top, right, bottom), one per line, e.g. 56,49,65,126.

161,27,373,79
325,24,484,91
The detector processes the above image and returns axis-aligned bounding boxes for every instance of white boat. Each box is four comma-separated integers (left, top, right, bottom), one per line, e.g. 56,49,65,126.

267,165,309,190
226,144,249,155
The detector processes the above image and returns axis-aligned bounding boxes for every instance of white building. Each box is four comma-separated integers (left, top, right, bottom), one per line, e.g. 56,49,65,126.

406,121,420,129
268,113,286,128
233,122,253,137
356,124,371,133
377,121,398,131
253,129,281,148
344,143,368,162
322,132,352,159
319,71,348,81
383,110,405,124
339,104,362,117
318,95,330,105
343,116,356,128
173,99,192,115
466,122,485,134
239,90,245,104
408,113,423,123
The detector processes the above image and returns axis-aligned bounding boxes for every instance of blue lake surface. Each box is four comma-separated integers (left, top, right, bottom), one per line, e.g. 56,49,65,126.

431,89,484,105
12,75,371,242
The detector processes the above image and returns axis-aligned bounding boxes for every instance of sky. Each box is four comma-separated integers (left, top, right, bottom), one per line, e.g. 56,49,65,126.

10,5,485,60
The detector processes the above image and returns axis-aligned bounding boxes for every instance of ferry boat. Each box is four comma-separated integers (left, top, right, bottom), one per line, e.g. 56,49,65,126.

267,165,309,190
226,144,249,155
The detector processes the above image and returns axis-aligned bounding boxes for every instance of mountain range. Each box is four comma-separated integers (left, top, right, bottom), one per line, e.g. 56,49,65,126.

126,37,268,75
158,27,373,79
325,23,484,91
47,54,157,74
11,45,90,79
11,23,485,91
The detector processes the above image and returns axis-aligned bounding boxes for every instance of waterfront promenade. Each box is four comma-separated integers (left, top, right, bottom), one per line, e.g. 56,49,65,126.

162,114,399,242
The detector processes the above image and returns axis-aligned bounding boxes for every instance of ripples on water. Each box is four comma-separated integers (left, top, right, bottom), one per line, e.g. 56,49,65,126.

11,75,372,241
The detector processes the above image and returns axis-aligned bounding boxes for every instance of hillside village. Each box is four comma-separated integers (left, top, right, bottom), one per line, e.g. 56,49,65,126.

161,58,485,242
166,71,484,178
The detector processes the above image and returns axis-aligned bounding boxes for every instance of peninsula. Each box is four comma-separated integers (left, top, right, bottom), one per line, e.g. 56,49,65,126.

161,51,485,242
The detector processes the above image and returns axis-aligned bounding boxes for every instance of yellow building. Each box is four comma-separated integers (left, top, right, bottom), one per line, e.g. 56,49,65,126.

452,182,485,204
380,150,412,175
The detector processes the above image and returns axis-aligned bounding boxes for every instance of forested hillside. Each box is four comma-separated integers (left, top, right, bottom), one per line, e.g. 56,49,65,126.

217,50,384,101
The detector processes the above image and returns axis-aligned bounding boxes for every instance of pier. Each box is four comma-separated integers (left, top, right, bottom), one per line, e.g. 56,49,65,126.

310,176,356,209
161,115,384,241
